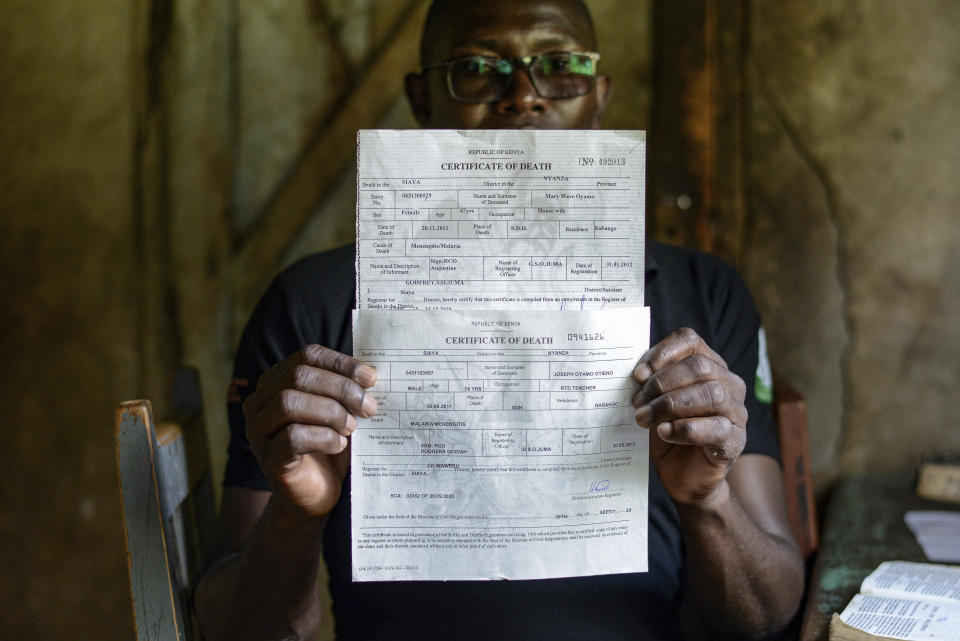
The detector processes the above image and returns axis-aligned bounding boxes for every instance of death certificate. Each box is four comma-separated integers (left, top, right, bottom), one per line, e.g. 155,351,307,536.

351,306,650,581
356,129,645,310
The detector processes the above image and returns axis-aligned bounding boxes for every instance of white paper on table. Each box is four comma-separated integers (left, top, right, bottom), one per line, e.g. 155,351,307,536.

355,129,645,311
905,511,960,563
350,306,650,581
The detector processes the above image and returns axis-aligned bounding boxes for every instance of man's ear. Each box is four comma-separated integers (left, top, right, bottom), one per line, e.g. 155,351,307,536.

592,74,612,129
405,72,432,127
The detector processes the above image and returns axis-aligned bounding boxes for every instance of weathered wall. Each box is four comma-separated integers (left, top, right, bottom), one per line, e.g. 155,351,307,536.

745,0,960,485
0,2,137,638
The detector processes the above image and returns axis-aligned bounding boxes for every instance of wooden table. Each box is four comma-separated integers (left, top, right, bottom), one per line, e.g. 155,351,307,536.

799,474,957,640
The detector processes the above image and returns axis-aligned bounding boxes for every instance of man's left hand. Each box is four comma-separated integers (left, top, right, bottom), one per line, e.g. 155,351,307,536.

632,327,747,508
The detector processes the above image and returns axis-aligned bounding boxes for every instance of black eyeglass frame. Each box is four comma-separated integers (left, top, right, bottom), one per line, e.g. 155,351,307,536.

419,51,602,104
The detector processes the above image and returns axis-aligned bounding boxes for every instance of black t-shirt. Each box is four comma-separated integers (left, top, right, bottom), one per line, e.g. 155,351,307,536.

224,240,779,641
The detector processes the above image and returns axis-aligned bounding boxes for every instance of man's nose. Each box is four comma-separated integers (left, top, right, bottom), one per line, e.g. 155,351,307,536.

493,65,547,115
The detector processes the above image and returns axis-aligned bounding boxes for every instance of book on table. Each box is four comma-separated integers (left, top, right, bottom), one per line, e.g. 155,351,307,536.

830,560,960,640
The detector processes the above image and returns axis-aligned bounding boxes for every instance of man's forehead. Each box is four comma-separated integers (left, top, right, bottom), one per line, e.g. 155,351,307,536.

422,0,594,62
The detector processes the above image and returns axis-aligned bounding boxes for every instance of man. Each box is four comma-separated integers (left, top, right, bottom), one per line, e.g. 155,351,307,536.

195,1,804,639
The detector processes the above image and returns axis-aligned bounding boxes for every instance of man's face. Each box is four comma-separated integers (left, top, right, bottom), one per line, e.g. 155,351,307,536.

406,0,611,130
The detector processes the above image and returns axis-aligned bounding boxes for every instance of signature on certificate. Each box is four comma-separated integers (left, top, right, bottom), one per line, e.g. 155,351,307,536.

589,479,612,493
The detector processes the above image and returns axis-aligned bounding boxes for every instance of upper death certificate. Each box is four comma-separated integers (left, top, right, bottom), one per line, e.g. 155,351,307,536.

356,129,645,311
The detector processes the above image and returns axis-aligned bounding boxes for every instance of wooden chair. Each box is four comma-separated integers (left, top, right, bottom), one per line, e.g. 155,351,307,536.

115,368,217,641
774,377,819,561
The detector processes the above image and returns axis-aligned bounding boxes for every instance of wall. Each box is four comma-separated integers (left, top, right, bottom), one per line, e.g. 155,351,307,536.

0,2,137,637
745,0,960,485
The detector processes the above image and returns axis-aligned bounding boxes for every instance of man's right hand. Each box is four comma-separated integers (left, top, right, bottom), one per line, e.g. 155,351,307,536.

242,344,378,521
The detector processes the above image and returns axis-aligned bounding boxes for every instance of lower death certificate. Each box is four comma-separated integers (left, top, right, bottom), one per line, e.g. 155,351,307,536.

351,306,650,581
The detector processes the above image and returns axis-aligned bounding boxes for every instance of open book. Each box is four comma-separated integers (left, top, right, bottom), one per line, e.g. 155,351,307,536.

831,561,960,640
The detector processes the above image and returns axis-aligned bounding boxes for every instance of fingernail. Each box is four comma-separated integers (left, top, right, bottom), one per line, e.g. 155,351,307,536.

338,435,348,450
362,393,378,416
656,422,672,440
357,365,378,387
634,362,652,383
345,413,357,434
634,404,652,426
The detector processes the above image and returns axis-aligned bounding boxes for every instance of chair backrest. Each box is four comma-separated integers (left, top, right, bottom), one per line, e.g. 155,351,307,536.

774,377,819,561
115,368,217,641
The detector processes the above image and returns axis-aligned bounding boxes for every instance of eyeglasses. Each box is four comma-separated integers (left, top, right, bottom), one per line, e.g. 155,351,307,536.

420,51,601,104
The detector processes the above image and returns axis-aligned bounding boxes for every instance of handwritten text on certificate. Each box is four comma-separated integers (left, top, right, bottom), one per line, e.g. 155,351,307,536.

351,307,650,581
355,129,645,311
